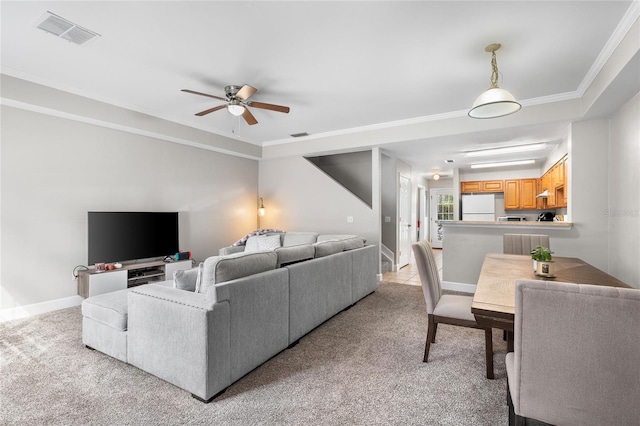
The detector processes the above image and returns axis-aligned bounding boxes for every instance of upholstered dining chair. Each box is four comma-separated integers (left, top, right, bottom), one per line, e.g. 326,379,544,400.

411,240,494,379
507,280,640,426
503,234,550,255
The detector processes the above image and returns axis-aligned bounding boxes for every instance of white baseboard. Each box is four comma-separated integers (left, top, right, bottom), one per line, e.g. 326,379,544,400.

376,273,383,282
0,295,83,322
441,280,477,294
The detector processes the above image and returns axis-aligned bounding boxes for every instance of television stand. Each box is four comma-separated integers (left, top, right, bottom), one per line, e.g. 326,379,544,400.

78,259,192,298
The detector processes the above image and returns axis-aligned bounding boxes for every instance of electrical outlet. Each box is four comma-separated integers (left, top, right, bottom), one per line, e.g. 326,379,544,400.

347,216,354,223
385,216,391,223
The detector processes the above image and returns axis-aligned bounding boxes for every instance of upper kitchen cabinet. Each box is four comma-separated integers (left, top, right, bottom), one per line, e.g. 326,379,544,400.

539,155,568,208
504,178,538,210
461,180,504,193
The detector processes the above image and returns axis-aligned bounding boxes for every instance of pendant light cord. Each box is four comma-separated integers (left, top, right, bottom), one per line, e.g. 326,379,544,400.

490,50,500,89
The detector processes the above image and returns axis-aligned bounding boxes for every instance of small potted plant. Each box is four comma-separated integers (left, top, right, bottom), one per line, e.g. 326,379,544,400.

530,245,554,276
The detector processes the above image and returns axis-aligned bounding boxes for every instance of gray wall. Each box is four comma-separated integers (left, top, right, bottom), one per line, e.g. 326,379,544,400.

607,92,640,287
258,154,379,248
1,106,259,312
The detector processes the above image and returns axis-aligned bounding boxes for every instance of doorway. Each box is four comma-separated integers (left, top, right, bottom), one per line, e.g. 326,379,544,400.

398,174,411,268
429,188,454,249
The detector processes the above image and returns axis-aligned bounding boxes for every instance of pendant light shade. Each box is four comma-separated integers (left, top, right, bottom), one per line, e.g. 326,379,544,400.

469,44,521,119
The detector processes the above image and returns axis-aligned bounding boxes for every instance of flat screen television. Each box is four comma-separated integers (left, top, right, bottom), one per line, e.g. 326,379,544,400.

88,212,179,265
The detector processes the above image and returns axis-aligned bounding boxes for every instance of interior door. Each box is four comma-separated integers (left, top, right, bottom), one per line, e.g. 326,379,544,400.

430,188,454,249
398,174,411,268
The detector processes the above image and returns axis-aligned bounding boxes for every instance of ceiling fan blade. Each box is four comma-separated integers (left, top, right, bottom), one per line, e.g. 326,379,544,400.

236,85,257,101
249,101,290,114
242,107,258,125
195,104,227,116
181,89,227,101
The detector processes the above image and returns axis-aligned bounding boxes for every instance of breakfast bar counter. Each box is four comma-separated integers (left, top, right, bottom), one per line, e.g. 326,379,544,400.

439,220,590,290
438,220,573,230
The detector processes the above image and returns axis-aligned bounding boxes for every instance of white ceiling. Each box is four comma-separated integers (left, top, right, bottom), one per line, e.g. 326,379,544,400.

1,1,638,176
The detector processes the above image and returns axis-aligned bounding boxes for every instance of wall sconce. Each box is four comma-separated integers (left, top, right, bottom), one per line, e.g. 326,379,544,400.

258,197,266,217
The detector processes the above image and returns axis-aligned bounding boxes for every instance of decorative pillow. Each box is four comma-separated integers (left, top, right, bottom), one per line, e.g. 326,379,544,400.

231,229,285,246
173,263,202,292
245,234,282,252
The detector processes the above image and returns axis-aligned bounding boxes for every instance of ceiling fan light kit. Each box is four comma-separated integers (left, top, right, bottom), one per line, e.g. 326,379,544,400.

469,43,521,119
182,84,290,125
227,100,245,116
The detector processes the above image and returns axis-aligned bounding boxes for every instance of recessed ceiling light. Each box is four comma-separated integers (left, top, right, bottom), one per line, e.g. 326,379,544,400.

465,143,547,157
470,159,535,169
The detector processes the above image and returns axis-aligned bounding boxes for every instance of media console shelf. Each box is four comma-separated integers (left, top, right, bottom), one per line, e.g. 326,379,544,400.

78,259,192,298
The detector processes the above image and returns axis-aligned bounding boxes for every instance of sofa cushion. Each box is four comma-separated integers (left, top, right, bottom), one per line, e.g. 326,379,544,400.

82,289,130,331
313,240,345,258
283,232,318,247
317,234,366,251
199,251,278,293
275,244,315,267
245,234,282,252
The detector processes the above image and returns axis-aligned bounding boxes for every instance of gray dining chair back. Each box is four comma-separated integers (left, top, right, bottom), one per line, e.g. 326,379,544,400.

411,240,494,379
412,239,442,314
506,280,640,425
503,234,549,255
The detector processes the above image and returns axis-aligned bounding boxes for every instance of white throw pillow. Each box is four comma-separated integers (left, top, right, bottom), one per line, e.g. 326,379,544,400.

245,235,261,252
244,234,282,252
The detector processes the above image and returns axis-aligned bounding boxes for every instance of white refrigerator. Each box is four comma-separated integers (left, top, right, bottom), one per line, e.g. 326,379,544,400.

462,194,496,221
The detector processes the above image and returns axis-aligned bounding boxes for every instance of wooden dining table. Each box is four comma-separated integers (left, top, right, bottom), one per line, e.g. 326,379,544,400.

471,253,632,350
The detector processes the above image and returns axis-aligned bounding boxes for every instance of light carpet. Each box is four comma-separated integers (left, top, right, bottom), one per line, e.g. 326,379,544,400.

0,282,508,425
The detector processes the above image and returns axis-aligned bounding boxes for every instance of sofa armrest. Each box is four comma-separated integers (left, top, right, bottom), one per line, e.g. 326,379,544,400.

127,285,231,402
219,245,245,256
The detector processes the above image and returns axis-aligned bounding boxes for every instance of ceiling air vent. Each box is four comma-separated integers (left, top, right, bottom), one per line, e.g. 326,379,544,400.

290,132,309,138
34,11,100,46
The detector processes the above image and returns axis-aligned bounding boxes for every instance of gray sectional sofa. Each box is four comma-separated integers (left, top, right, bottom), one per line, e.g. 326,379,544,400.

81,232,378,403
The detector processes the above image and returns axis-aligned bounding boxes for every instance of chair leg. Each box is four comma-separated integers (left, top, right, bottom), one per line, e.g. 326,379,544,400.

423,314,436,362
484,328,494,379
432,323,438,343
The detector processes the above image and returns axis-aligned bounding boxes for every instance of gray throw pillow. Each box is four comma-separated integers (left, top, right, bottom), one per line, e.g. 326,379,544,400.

173,264,201,292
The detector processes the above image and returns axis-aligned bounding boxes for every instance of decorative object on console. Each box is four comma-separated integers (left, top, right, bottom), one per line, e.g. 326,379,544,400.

530,245,553,275
175,251,192,261
468,43,521,119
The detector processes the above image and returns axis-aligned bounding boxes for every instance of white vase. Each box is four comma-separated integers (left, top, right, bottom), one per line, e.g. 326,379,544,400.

533,260,537,271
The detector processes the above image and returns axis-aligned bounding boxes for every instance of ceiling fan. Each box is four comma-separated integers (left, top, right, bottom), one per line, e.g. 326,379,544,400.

181,84,290,125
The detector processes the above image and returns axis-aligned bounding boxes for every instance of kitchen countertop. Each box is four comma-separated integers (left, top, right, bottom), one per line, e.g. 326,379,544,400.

438,220,573,229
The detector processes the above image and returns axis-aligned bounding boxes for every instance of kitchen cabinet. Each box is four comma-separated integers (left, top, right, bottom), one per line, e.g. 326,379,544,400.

461,180,503,193
538,155,568,209
520,179,538,209
504,178,537,210
504,180,520,210
482,180,504,192
461,181,482,193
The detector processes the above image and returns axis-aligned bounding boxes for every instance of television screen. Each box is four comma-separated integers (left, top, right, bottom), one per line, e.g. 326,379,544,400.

88,212,179,265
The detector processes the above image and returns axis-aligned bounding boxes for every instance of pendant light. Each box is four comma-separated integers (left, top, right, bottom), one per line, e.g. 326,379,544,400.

469,43,521,119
